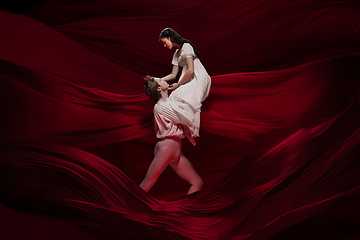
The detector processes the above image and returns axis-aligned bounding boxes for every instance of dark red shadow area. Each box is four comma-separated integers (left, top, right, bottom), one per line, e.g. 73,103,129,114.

1,0,360,239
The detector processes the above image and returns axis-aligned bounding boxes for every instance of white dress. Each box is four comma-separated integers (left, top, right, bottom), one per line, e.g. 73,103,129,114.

166,43,211,138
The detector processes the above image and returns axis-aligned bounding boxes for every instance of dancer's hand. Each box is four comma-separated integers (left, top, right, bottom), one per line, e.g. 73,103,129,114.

169,83,179,91
143,75,150,81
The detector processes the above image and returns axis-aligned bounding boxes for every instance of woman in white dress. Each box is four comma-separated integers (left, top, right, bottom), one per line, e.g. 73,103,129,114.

145,28,211,143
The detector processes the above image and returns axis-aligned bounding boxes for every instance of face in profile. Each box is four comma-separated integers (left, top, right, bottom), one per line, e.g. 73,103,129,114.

156,78,169,91
160,37,173,49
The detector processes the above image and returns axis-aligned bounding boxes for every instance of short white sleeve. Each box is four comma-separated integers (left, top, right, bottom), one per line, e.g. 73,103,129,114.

181,43,195,59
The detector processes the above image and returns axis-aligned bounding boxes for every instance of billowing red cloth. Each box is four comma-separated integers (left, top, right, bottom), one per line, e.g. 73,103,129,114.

1,0,360,239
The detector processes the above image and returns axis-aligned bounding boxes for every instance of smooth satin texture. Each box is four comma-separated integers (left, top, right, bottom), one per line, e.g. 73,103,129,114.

1,1,360,239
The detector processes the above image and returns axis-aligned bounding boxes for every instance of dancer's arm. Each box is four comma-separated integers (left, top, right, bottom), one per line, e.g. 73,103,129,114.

144,66,179,82
161,65,179,81
169,57,194,90
155,104,196,146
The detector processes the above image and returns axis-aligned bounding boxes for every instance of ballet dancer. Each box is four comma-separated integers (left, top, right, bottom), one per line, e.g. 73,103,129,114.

140,77,203,194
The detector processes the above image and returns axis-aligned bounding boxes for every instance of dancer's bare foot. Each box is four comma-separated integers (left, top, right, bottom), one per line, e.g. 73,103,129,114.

187,180,203,195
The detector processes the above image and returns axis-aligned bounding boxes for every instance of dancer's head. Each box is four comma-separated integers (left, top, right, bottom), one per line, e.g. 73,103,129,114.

159,28,185,50
144,77,168,102
145,77,161,102
159,28,200,58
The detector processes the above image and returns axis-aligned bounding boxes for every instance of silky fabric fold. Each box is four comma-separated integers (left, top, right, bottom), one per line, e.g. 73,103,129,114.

1,1,360,239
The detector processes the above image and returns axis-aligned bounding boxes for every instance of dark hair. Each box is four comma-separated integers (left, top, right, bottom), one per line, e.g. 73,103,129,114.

144,76,161,102
159,28,200,59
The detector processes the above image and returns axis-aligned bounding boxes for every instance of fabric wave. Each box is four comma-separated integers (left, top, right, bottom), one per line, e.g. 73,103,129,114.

1,0,360,239
2,102,360,239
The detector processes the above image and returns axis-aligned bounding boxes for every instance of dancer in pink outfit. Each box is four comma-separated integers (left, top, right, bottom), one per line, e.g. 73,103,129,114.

140,77,203,194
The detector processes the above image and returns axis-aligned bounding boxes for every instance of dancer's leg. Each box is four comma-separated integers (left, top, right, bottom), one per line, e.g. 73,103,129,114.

169,152,203,195
140,138,181,192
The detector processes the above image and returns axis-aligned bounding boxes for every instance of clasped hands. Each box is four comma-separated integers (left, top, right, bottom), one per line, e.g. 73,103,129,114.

168,82,179,91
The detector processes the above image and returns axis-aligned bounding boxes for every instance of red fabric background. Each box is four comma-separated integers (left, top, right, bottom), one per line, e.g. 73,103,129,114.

1,0,360,239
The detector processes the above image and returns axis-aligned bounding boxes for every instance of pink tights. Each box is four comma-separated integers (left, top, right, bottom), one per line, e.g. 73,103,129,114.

140,137,203,195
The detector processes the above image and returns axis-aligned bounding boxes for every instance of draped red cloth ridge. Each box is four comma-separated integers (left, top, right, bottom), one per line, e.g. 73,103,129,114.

1,0,360,239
